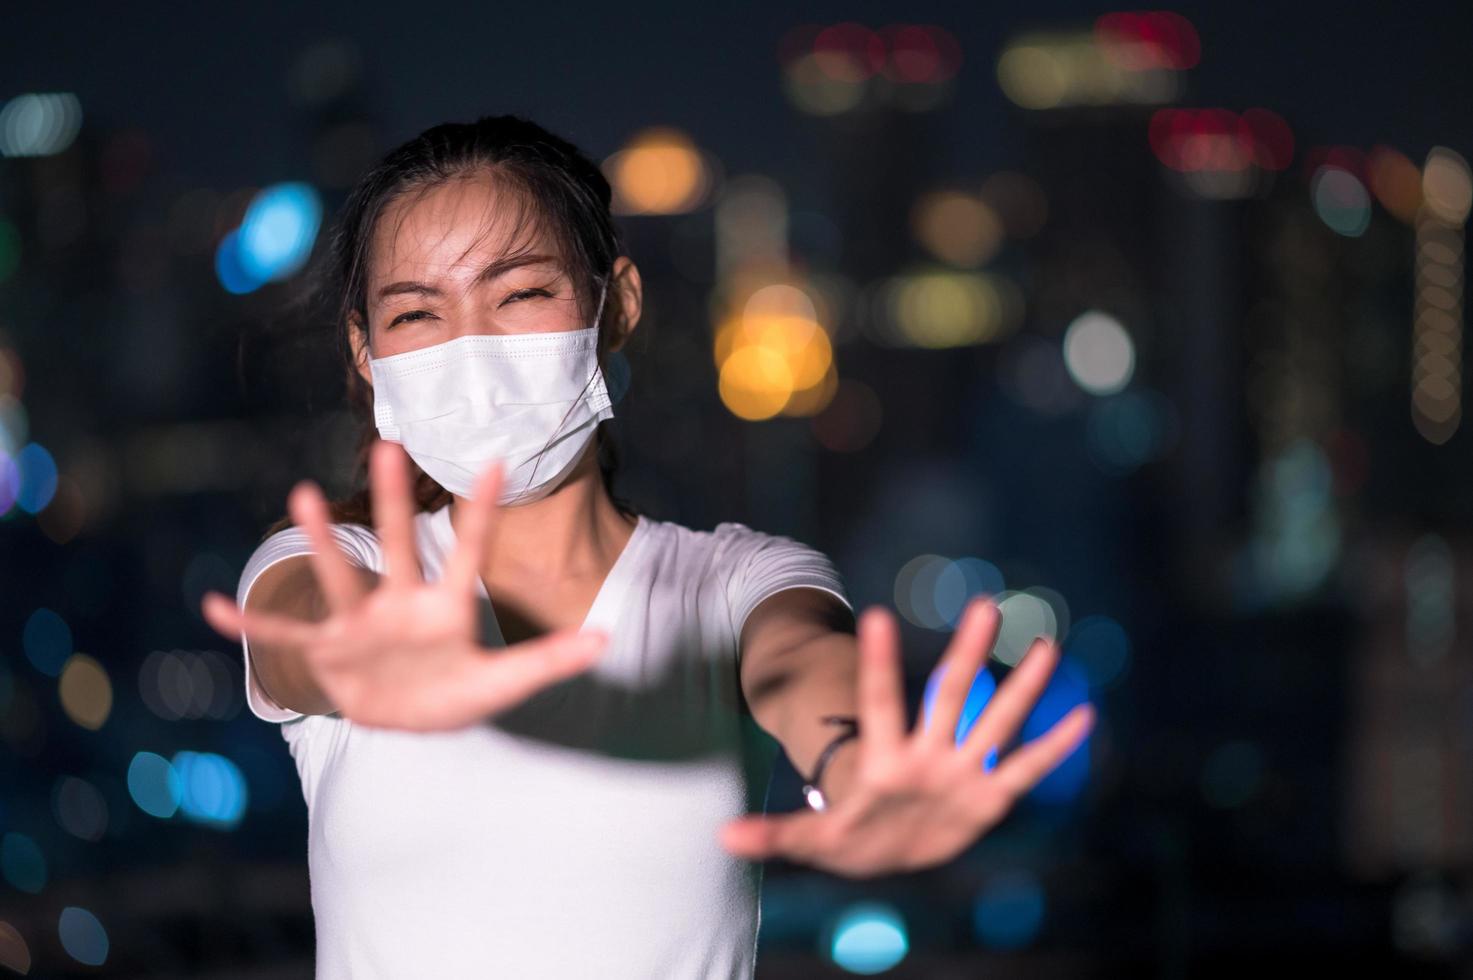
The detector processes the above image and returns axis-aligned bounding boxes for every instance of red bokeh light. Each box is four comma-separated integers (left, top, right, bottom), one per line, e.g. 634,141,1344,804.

1240,108,1294,171
878,24,962,83
1095,10,1201,71
1149,108,1295,173
1302,145,1370,184
814,22,886,80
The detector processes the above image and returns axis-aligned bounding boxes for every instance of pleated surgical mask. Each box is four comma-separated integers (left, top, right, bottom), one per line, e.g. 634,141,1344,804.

367,276,614,505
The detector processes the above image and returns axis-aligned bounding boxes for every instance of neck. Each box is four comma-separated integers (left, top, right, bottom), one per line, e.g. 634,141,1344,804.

447,442,637,583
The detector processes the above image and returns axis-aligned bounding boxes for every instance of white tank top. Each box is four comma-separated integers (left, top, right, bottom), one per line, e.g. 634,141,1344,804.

234,507,851,979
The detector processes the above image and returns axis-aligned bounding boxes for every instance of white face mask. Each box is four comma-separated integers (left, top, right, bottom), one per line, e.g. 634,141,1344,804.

366,277,614,506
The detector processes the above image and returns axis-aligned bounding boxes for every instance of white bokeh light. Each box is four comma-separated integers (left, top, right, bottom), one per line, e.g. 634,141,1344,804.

1063,310,1135,395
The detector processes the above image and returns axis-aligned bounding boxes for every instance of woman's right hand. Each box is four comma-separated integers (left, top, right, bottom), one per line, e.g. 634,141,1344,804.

201,440,610,732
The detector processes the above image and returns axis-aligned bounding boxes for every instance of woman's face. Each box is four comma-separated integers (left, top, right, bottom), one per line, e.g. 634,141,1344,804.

354,174,589,364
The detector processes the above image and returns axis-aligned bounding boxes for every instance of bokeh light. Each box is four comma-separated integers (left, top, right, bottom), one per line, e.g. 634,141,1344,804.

910,190,1004,267
1311,166,1372,237
0,448,17,516
1085,389,1179,473
1019,657,1091,803
991,591,1059,666
22,607,72,677
1064,615,1132,690
0,393,27,454
973,870,1046,948
0,93,83,157
897,554,1006,630
715,283,835,420
1421,147,1473,226
139,649,240,721
870,270,1022,348
53,775,109,842
58,906,108,967
214,182,323,294
15,442,58,513
998,29,1183,110
172,751,249,828
59,653,113,730
1063,310,1135,395
1093,11,1200,71
826,902,909,974
0,833,46,894
128,751,182,819
604,127,713,216
0,921,31,976
781,23,961,115
1368,145,1422,223
922,658,998,756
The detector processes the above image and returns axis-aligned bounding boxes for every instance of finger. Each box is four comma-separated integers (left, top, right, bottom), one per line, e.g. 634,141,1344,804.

856,606,906,766
443,458,505,595
202,591,318,650
719,810,827,862
989,703,1095,801
957,636,1059,769
288,480,368,613
920,596,999,749
371,440,423,584
472,627,609,711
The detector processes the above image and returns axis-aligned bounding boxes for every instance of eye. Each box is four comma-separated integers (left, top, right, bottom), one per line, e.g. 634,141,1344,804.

501,287,553,306
387,310,434,328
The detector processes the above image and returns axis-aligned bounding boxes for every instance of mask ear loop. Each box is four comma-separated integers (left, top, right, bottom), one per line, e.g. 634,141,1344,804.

506,273,613,504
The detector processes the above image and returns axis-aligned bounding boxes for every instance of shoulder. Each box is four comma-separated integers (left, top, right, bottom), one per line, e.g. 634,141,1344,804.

238,519,382,588
709,520,832,566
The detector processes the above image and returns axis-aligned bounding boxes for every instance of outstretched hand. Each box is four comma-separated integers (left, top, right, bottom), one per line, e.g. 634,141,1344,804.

720,597,1094,877
201,440,610,731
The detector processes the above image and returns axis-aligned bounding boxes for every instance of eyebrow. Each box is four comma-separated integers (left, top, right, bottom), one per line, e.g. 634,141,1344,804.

374,253,560,302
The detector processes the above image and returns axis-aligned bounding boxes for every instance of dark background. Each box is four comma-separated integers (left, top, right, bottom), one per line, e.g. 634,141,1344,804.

2,1,1472,976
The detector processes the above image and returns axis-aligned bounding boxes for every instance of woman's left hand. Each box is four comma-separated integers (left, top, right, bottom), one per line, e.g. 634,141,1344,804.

719,597,1095,878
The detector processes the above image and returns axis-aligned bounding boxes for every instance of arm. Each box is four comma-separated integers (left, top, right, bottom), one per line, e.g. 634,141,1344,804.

241,555,379,717
738,587,865,804
205,444,611,733
724,595,1097,877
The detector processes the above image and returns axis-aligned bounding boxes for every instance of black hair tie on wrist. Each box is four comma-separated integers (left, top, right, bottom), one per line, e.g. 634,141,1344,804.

800,715,860,812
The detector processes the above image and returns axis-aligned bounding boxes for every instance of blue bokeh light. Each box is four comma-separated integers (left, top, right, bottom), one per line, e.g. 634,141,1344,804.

827,902,909,975
238,181,322,283
16,442,57,513
1,832,47,893
127,752,181,819
0,448,18,516
1019,657,1092,803
173,751,248,828
973,870,1046,949
1064,615,1132,690
58,906,109,966
22,606,72,677
923,661,998,768
214,228,262,294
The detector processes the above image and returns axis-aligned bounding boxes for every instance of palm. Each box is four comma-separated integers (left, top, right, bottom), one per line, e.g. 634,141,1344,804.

721,599,1094,877
203,441,608,731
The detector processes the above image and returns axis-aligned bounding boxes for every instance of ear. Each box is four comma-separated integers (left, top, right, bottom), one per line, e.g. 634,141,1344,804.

348,312,372,386
607,256,643,353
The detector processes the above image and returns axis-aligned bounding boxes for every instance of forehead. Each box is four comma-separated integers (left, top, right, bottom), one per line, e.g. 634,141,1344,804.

367,173,558,290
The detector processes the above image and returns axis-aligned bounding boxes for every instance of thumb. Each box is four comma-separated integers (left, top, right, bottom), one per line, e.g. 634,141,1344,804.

475,628,609,707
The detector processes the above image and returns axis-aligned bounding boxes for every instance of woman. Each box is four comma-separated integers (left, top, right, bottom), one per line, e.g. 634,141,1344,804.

201,115,1094,979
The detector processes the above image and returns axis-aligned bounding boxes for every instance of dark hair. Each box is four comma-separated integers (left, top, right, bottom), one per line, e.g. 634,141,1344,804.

264,114,639,538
